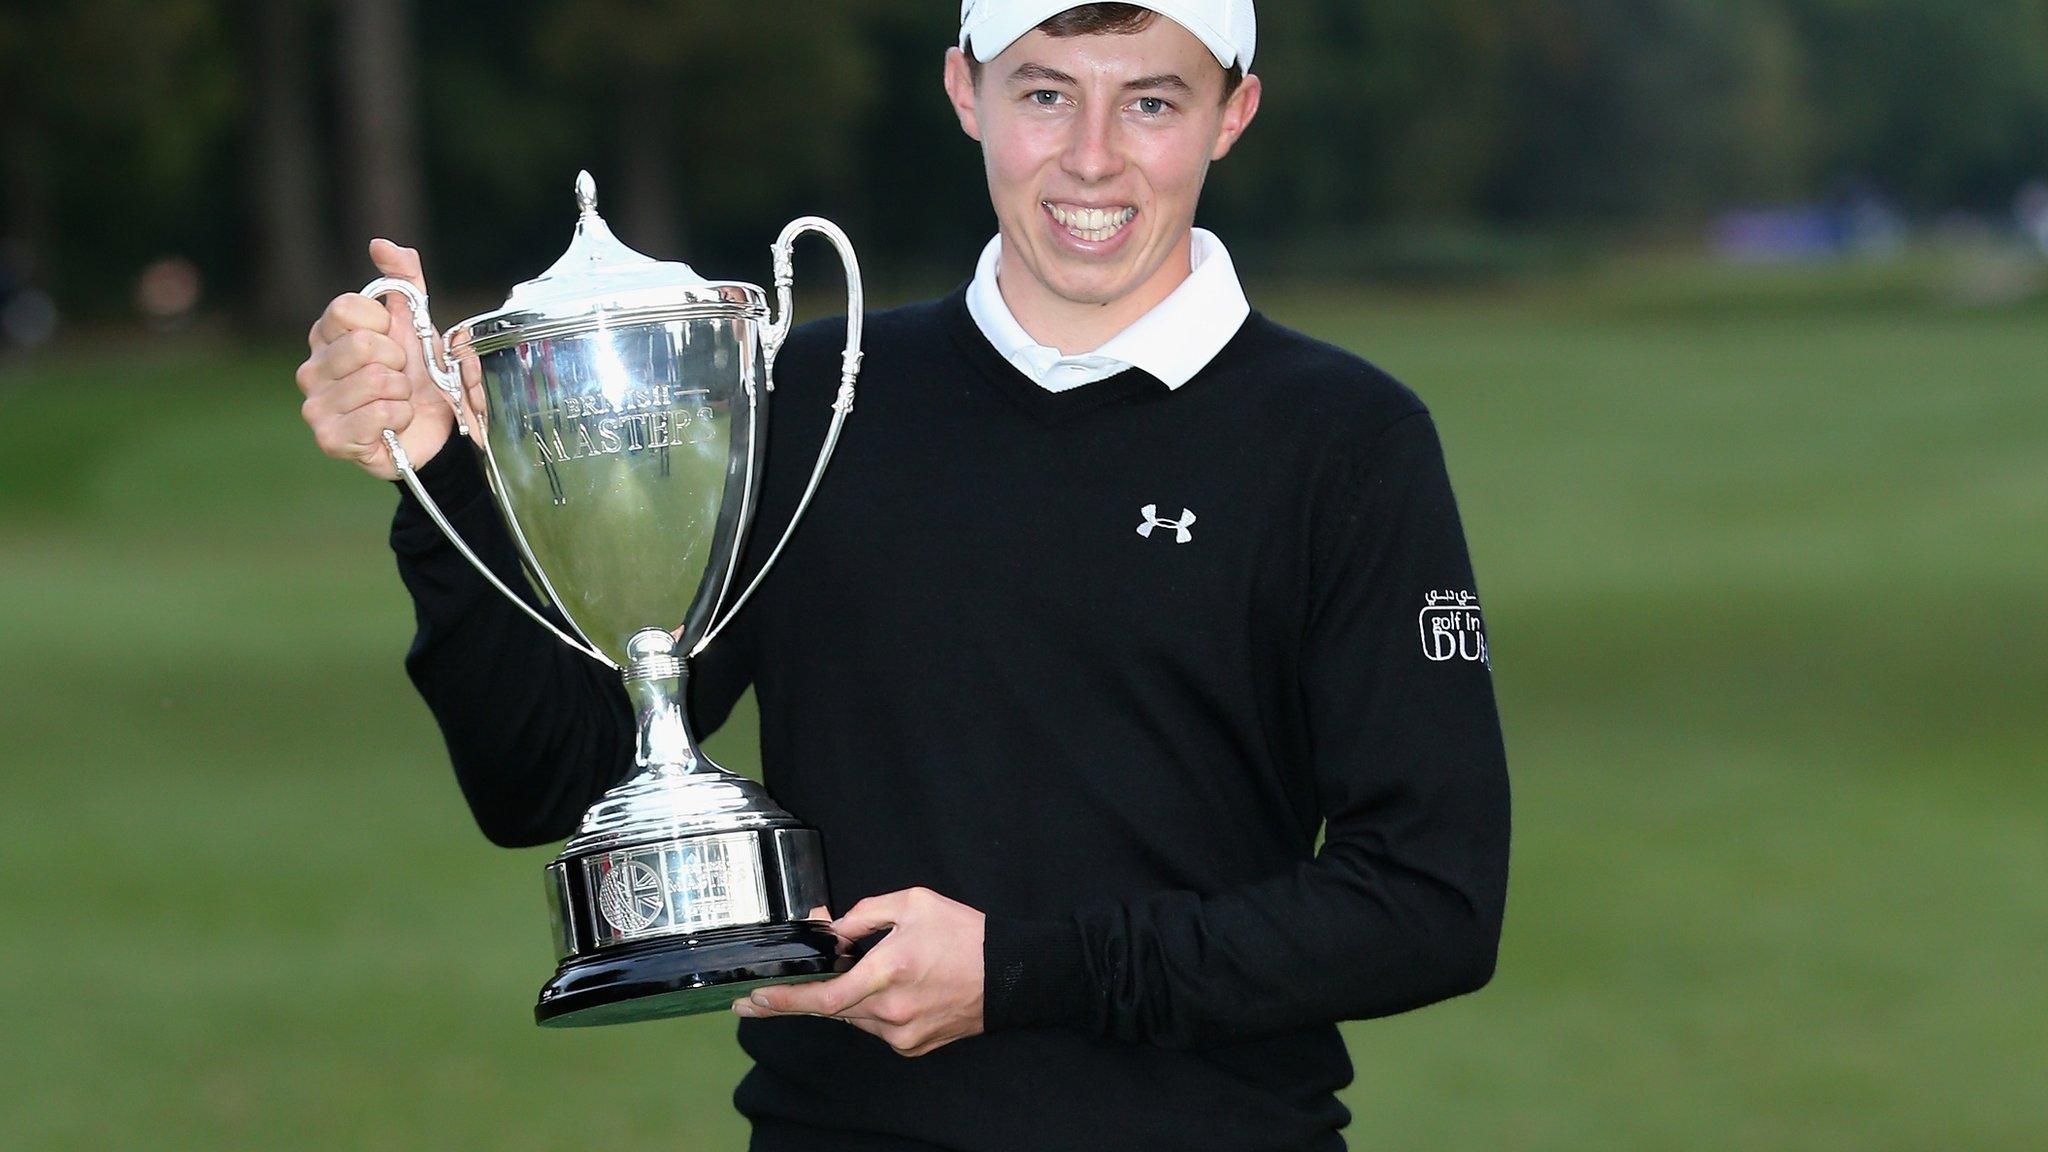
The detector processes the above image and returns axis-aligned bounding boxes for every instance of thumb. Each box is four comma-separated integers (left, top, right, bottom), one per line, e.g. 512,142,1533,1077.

367,238,437,382
368,237,426,290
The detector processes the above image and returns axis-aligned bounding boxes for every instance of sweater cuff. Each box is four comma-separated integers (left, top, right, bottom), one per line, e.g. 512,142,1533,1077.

390,437,491,556
982,915,1093,1033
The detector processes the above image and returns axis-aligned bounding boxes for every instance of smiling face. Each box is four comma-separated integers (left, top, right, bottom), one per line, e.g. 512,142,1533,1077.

943,19,1260,348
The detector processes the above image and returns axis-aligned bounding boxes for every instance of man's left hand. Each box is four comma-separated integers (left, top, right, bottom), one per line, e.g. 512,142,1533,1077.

734,887,986,1058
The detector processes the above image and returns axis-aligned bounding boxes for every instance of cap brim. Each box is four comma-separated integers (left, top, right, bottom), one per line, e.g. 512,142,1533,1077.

962,2,1242,71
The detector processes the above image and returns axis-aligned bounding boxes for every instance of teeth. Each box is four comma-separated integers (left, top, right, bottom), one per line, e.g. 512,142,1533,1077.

1046,202,1136,241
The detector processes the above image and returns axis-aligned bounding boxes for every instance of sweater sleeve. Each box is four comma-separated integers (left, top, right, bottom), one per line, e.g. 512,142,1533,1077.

391,438,756,848
983,411,1512,1047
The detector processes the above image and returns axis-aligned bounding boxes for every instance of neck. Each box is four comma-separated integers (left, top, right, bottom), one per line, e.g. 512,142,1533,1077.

997,230,1195,355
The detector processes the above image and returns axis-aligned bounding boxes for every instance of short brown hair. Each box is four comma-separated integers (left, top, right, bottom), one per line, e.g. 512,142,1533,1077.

965,3,1246,103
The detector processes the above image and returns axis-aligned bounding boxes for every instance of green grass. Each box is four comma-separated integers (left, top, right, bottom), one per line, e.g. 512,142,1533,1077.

2,263,2042,1149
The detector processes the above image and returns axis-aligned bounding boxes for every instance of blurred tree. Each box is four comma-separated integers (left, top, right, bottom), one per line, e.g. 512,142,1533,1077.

1790,0,2048,208
9,0,2048,319
0,5,52,282
338,0,430,249
528,0,882,264
1718,1,1817,204
1481,0,1818,223
250,0,332,327
1200,0,1536,277
0,2,237,310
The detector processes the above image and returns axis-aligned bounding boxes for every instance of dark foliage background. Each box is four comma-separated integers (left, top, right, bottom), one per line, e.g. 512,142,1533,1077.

3,0,2045,323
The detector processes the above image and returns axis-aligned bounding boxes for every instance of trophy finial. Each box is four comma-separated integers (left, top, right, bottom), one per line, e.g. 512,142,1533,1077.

501,164,710,311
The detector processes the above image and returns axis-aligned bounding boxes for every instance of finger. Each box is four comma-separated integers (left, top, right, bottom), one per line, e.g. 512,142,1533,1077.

740,972,883,1018
311,292,392,348
739,958,891,1019
303,367,414,446
311,327,409,383
310,397,416,464
367,238,451,385
831,890,916,945
306,363,414,416
448,325,486,431
738,997,891,1026
450,326,481,396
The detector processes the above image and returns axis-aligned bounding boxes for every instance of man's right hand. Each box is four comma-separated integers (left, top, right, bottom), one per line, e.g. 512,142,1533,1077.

296,238,465,482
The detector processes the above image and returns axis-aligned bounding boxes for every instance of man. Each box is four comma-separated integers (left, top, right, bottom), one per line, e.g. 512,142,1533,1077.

294,2,1511,1148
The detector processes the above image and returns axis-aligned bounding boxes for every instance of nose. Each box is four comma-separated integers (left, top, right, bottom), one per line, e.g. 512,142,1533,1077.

1060,102,1124,185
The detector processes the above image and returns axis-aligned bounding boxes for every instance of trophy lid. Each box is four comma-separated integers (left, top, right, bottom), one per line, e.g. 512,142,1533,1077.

462,171,766,355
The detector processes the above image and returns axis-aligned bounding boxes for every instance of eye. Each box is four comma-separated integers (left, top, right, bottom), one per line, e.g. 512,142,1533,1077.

1134,96,1173,117
1029,89,1063,107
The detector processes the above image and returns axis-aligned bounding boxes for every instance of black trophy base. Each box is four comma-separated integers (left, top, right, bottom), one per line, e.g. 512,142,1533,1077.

534,921,843,1028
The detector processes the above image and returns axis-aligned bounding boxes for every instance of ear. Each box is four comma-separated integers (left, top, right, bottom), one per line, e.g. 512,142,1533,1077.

1209,72,1262,162
943,47,983,143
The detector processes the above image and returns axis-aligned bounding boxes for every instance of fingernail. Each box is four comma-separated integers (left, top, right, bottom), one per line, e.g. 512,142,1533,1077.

749,991,772,1007
732,1000,758,1017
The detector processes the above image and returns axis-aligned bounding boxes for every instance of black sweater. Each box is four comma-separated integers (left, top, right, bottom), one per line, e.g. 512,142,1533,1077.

391,285,1511,1151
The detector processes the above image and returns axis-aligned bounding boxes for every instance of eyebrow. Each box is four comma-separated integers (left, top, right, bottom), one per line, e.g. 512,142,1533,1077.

1007,63,1078,87
1122,74,1196,95
1006,63,1197,96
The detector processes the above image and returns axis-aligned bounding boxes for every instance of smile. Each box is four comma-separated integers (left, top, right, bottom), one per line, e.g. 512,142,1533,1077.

1044,202,1137,242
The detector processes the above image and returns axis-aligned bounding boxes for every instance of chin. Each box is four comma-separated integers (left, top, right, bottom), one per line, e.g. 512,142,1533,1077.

1042,264,1140,305
1048,279,1125,306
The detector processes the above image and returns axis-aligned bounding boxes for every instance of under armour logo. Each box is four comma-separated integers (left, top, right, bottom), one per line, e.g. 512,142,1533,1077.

1137,504,1197,544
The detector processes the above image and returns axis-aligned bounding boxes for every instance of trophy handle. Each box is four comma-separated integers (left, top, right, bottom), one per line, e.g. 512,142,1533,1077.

692,217,864,657
359,276,471,436
361,277,620,672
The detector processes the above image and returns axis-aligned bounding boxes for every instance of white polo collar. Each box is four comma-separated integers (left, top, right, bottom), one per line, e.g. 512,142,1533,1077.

965,227,1251,393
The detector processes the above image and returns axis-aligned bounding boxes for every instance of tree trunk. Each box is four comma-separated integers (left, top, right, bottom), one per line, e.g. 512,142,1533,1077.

249,0,331,329
337,0,428,248
0,102,48,286
616,69,683,259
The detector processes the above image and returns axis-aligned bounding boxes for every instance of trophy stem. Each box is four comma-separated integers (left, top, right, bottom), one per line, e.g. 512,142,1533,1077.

535,624,841,1027
623,628,707,779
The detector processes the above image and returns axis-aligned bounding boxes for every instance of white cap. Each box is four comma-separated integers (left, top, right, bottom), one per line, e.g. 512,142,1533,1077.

960,0,1255,73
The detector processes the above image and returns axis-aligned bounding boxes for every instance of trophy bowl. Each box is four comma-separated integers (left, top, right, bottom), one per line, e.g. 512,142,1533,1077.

361,172,865,1027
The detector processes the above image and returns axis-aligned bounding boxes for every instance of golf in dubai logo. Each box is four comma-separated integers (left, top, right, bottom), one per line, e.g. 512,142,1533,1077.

1420,590,1489,669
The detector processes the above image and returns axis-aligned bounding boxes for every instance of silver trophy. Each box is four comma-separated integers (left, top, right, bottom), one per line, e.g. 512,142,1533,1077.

362,172,863,1027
